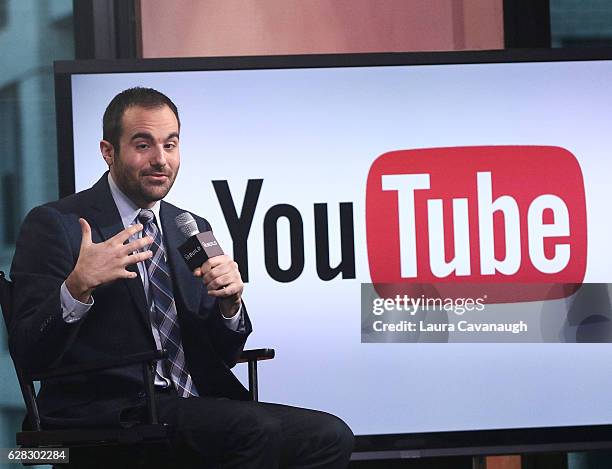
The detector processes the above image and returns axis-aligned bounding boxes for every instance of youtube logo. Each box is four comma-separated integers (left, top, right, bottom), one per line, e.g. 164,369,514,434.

366,146,587,302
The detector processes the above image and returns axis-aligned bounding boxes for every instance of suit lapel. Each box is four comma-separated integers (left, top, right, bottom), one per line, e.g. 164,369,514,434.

84,174,150,327
160,201,202,314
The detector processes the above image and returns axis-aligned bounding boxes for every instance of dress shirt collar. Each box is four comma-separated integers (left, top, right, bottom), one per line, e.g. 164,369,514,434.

107,172,162,232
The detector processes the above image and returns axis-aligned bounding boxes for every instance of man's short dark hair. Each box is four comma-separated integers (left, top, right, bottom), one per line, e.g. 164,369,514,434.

103,87,181,152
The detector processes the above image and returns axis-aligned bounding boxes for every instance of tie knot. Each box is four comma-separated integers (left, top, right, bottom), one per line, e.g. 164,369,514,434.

138,209,155,225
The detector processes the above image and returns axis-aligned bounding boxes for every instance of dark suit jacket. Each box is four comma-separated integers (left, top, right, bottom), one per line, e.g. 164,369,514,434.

9,174,252,427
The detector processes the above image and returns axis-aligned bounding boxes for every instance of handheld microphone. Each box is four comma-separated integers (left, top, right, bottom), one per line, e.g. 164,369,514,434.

175,212,224,270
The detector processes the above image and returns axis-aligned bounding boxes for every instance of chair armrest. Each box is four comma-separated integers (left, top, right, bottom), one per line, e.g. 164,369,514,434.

30,350,168,380
237,348,275,363
237,348,275,402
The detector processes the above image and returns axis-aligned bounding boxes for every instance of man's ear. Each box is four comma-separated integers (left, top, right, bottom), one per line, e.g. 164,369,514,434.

100,140,115,167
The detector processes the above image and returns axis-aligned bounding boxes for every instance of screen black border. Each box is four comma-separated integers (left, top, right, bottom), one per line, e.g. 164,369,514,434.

54,47,612,458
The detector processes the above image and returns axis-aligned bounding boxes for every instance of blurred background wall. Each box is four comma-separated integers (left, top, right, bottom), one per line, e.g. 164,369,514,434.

139,0,503,57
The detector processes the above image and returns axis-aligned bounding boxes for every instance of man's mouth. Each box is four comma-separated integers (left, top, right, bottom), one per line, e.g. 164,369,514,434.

144,172,170,181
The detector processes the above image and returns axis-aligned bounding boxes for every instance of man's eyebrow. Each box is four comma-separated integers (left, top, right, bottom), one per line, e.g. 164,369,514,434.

130,132,154,142
129,131,180,141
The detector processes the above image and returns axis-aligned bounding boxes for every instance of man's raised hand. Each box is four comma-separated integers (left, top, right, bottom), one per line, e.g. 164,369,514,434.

65,218,153,303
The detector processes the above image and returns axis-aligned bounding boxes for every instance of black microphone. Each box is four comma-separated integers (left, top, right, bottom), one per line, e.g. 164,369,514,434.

175,212,224,270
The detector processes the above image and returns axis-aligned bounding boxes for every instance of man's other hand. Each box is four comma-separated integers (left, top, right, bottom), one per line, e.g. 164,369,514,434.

193,255,243,318
65,218,153,303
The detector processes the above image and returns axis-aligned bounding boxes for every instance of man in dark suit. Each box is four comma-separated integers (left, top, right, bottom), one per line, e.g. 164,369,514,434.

9,87,353,468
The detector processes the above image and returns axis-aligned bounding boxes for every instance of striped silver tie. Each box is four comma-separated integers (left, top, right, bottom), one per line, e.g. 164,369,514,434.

138,209,198,397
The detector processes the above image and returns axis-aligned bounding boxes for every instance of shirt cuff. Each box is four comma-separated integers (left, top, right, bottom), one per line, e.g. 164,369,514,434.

221,303,244,331
60,281,94,323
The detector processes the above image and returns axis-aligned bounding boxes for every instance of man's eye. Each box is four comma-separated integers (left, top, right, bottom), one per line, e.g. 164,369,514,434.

165,142,177,150
136,143,149,150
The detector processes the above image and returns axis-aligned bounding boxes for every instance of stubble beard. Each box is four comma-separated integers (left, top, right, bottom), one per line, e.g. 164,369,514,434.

112,162,178,208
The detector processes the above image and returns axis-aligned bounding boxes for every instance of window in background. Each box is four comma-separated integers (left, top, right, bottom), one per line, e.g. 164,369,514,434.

0,0,73,271
0,0,74,455
0,83,21,248
0,0,7,31
551,0,612,47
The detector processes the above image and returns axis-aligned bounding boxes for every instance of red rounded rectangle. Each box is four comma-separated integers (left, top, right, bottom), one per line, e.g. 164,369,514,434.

365,146,587,302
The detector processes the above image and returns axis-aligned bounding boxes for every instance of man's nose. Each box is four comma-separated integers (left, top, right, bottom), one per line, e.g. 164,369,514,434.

150,144,167,166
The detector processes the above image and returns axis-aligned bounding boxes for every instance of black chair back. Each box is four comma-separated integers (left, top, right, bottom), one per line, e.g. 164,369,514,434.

0,270,12,327
0,270,43,431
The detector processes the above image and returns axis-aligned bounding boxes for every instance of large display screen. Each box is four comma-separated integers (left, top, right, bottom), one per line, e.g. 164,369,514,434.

57,51,612,444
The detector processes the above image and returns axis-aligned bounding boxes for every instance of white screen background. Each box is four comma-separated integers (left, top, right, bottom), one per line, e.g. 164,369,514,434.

70,60,612,435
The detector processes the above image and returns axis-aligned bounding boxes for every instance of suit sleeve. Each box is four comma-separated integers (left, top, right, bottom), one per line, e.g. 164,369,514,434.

196,215,252,368
205,299,252,368
9,205,84,372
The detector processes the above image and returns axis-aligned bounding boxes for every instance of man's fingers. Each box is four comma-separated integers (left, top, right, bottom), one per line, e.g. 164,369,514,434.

125,250,153,265
122,235,153,254
202,262,234,284
207,283,240,297
201,258,238,283
79,218,92,247
206,287,227,297
199,255,231,277
206,272,237,292
204,255,231,269
117,269,139,280
112,223,144,244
